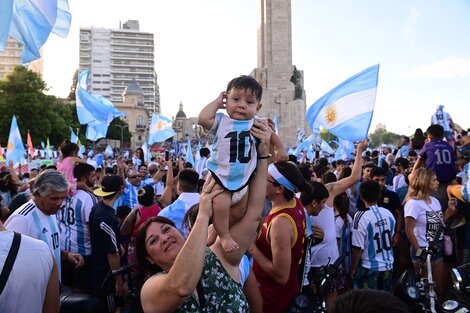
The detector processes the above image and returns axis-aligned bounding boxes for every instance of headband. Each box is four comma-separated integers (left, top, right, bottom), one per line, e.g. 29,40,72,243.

268,163,296,192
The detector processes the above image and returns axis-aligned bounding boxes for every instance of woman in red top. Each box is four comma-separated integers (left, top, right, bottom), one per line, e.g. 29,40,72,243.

121,185,161,283
249,162,312,313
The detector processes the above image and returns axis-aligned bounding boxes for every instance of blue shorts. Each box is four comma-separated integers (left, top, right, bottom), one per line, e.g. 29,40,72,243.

410,246,443,263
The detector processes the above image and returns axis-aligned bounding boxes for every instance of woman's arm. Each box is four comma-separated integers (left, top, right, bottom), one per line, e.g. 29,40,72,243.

325,139,368,207
159,161,174,208
140,177,222,313
120,208,139,236
217,119,272,266
405,216,420,252
248,216,294,285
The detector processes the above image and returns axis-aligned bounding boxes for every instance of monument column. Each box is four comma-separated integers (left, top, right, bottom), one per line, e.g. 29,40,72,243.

252,0,308,147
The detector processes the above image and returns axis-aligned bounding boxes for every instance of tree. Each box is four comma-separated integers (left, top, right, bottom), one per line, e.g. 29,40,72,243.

368,127,402,148
107,118,132,142
67,69,79,101
0,66,76,147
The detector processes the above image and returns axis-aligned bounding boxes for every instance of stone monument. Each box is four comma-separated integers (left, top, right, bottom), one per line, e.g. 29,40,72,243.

250,0,308,147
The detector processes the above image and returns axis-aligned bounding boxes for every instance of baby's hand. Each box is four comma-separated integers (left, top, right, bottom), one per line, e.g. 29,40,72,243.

215,91,227,110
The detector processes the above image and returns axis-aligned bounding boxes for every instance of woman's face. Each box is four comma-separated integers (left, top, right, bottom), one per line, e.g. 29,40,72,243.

430,175,439,192
144,221,185,270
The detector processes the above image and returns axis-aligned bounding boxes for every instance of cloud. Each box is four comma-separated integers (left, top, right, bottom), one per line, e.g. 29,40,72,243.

397,57,470,79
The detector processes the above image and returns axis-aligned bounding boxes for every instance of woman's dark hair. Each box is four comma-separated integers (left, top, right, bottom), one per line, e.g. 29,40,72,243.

334,192,350,225
411,128,425,150
338,166,352,180
300,181,329,206
322,171,337,184
334,289,410,313
60,140,79,158
138,185,155,207
135,216,177,274
182,203,200,235
272,162,312,200
135,147,145,164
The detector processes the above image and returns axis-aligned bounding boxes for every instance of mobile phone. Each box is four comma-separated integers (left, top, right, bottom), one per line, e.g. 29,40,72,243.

165,151,170,161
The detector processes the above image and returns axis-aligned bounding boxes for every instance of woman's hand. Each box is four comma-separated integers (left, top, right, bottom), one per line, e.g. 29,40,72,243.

251,119,272,156
199,174,224,220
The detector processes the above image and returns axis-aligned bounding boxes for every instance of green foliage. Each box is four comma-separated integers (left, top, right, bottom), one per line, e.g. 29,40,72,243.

368,127,402,148
68,69,78,101
107,118,132,142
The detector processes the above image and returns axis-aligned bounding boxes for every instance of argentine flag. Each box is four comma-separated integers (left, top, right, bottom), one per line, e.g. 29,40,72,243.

6,115,26,166
307,64,379,141
148,114,176,144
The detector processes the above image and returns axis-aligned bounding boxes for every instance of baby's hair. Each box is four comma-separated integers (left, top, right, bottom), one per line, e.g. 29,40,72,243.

226,75,263,101
60,139,79,158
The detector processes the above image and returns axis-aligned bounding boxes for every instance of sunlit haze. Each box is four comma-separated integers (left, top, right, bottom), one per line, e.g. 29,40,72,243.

42,0,470,136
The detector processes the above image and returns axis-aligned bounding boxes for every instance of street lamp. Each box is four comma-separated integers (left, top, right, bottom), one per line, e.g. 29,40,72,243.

115,124,126,149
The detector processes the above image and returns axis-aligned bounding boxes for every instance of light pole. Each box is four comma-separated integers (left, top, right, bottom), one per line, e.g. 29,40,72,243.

116,125,125,149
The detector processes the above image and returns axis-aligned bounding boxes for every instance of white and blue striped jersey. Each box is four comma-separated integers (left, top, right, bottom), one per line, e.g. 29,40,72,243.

463,163,470,202
57,190,97,256
207,113,257,191
5,199,62,280
352,205,395,271
158,192,201,236
431,109,452,132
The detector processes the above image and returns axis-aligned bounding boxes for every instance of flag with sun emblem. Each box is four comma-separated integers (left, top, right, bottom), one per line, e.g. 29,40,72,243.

6,115,26,166
148,113,176,144
306,64,379,141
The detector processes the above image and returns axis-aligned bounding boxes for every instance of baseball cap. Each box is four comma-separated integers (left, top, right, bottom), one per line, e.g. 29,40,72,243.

93,175,124,197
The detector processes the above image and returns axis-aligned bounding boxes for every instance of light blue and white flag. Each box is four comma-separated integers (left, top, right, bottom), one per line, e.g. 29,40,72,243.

6,115,26,166
195,142,201,160
51,0,71,38
104,145,113,157
185,138,194,166
147,113,176,144
76,70,125,141
296,128,307,146
141,142,151,164
307,64,379,141
320,140,335,155
8,0,71,63
70,127,78,144
294,134,314,156
335,139,355,161
0,0,13,50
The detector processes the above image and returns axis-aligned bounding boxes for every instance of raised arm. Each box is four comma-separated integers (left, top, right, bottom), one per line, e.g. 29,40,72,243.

159,161,174,208
325,139,368,207
198,92,225,130
218,119,272,266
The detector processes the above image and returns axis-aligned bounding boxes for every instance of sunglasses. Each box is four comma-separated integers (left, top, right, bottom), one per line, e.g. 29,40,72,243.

129,175,142,179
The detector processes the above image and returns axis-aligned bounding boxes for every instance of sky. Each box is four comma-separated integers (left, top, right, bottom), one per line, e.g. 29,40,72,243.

42,0,470,137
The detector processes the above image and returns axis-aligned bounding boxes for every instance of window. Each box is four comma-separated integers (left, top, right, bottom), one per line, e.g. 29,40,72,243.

136,115,144,126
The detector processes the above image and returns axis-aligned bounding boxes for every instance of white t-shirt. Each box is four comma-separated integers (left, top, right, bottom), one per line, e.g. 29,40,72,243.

404,197,443,247
352,205,396,271
0,230,53,313
5,199,61,280
310,204,339,267
393,173,407,192
57,190,97,256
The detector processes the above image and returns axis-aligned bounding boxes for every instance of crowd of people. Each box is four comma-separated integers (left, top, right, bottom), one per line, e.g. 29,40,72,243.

0,76,469,313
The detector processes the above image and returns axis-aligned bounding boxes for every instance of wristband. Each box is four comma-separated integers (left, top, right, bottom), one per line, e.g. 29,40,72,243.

257,154,272,159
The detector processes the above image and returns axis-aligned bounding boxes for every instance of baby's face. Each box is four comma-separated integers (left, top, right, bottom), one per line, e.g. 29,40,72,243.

225,88,261,120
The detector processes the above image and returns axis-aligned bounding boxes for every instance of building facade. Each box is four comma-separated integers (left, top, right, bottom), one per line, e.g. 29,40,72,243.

0,38,42,79
79,20,160,115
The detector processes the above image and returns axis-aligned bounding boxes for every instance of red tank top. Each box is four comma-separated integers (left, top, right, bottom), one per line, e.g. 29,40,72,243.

132,204,161,237
253,198,307,313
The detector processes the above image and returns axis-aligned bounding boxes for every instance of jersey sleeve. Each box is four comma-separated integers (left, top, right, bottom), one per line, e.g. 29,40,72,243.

5,214,35,238
210,113,224,131
404,200,419,220
351,214,366,250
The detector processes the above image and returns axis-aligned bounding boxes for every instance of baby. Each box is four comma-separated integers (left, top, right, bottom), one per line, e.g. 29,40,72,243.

198,75,285,252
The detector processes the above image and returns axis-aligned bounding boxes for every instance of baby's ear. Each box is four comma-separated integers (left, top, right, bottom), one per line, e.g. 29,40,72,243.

257,103,262,112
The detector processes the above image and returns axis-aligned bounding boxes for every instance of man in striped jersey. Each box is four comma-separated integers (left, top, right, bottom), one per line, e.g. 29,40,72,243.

5,170,84,282
58,163,97,293
351,180,396,291
89,175,127,312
